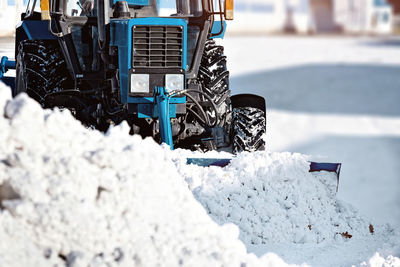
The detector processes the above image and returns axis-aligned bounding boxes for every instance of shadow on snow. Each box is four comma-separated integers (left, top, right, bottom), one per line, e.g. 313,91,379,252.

230,64,400,117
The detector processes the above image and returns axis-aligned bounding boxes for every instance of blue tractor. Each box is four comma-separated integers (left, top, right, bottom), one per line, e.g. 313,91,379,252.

1,0,341,178
1,0,266,153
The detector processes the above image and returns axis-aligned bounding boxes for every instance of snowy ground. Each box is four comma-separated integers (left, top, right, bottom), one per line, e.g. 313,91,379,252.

1,36,400,266
224,36,400,228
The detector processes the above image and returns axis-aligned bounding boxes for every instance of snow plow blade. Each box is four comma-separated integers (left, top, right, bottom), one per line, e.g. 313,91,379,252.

309,162,341,191
186,158,232,168
309,162,341,176
186,158,341,188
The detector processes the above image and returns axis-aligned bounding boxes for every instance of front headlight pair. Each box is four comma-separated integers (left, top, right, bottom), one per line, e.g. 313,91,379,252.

130,74,184,94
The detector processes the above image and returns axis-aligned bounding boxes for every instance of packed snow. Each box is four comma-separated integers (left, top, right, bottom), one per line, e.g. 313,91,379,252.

0,82,399,266
1,35,400,266
178,152,369,245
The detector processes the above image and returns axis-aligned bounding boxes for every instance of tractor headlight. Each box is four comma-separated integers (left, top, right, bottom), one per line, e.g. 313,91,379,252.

165,74,184,92
131,74,150,93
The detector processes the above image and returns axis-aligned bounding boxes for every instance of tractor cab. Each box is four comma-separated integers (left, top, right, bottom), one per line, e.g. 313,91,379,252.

65,0,203,18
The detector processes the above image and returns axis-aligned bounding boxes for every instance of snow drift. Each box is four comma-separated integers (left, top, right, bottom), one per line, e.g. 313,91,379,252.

0,84,291,266
177,152,370,245
0,82,398,267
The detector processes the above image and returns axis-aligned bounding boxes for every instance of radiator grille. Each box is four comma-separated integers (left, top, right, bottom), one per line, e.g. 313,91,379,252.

132,25,184,68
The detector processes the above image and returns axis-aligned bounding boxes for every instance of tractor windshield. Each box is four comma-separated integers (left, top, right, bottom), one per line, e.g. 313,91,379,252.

158,0,202,17
66,0,202,17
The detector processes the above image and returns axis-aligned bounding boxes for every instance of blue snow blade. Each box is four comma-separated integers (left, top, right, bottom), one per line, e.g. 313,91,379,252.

186,158,232,168
309,162,341,175
187,158,342,190
309,162,341,191
187,158,341,175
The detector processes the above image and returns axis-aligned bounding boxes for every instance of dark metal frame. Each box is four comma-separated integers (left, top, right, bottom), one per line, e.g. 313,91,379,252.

19,0,223,92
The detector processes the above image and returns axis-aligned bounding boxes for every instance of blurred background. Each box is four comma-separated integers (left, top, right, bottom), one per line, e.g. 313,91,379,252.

230,0,396,35
0,0,398,36
0,0,399,227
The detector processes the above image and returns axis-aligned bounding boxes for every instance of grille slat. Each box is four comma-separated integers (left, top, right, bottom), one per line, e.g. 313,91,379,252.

132,25,183,68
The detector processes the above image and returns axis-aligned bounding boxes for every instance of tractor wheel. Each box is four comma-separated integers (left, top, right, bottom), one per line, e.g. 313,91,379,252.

232,107,266,154
15,40,70,106
197,39,231,134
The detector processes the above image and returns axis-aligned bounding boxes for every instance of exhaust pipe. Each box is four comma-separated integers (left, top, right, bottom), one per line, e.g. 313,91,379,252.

97,0,109,44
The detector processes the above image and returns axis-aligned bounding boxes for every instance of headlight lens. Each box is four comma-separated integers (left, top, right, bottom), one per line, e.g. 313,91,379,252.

131,74,150,93
165,74,184,92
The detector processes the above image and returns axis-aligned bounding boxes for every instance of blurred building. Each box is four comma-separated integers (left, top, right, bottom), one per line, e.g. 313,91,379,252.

230,0,393,34
0,0,394,36
386,0,400,33
335,0,392,34
386,0,399,13
0,0,25,37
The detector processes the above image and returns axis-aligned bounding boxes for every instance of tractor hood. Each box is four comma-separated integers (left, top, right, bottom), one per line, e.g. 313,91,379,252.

110,18,187,104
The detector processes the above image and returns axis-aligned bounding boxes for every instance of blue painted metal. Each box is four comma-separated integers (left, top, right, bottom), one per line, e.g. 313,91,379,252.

113,0,148,5
21,22,32,40
110,18,188,105
155,86,173,149
309,162,341,175
138,103,177,118
4,59,15,70
128,96,186,104
0,56,16,79
137,103,154,118
187,158,232,167
210,21,227,39
19,20,57,40
131,95,185,118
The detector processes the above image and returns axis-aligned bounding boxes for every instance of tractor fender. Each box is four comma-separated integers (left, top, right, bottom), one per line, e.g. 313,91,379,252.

15,20,57,58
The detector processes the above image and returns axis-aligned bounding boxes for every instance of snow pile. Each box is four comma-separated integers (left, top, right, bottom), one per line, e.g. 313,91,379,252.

359,253,400,267
176,152,373,245
0,81,398,267
0,83,291,267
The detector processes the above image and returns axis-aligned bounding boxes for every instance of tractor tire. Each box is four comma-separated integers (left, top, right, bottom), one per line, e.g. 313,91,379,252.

15,40,70,106
232,107,266,154
198,39,231,131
